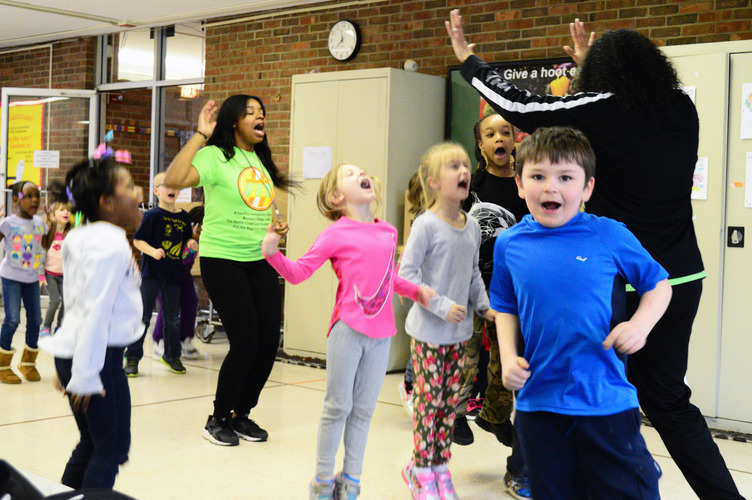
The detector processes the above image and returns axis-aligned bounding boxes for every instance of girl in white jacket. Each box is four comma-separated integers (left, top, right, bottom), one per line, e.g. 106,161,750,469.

40,155,143,489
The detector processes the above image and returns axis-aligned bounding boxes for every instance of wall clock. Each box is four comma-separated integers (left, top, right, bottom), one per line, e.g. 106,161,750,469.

328,20,361,62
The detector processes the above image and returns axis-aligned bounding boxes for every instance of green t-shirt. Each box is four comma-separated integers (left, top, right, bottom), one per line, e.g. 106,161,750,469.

192,145,275,262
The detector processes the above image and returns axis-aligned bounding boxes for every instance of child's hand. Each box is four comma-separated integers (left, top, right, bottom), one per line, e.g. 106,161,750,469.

186,239,198,251
502,357,531,391
416,286,435,308
603,320,649,354
151,248,166,260
261,224,281,257
484,308,497,322
67,390,106,413
273,221,289,237
446,304,467,323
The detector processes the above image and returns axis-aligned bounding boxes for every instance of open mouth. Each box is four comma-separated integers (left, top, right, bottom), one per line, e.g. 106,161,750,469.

254,122,265,137
542,202,560,212
458,180,469,189
494,146,507,158
360,178,371,189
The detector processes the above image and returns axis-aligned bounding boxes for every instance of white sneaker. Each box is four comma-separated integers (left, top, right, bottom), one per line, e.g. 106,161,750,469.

152,339,164,359
181,338,200,360
398,380,414,416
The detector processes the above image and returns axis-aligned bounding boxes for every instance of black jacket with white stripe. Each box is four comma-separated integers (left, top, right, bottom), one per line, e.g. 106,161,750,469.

461,55,703,280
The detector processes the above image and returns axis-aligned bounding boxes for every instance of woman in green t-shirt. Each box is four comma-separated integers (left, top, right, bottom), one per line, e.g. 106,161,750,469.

165,95,294,446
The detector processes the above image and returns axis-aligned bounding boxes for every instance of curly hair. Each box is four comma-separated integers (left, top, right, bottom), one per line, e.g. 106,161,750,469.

574,29,680,117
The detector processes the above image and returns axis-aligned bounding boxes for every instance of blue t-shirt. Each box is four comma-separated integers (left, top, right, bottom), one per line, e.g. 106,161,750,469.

134,207,191,285
489,212,668,416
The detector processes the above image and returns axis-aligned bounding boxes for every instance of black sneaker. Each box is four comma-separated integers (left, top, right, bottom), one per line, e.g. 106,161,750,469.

475,415,514,446
452,415,474,446
231,414,268,442
160,356,186,374
203,415,239,446
124,359,139,378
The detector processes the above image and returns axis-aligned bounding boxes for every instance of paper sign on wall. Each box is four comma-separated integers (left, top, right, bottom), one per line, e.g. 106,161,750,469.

745,152,752,208
302,146,332,179
742,83,752,139
692,157,708,200
33,150,59,169
176,188,192,203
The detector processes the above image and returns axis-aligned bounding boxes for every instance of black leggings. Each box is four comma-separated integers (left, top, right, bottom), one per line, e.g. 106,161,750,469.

200,257,281,419
627,280,743,500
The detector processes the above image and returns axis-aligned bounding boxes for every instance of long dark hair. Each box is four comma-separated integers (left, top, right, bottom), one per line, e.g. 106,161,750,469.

51,158,120,223
574,29,680,117
207,94,296,191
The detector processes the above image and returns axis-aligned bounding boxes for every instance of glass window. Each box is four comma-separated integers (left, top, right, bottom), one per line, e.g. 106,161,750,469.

101,89,152,191
108,29,155,82
166,22,205,81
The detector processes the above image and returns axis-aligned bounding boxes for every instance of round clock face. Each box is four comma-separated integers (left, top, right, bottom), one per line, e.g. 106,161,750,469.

328,20,361,62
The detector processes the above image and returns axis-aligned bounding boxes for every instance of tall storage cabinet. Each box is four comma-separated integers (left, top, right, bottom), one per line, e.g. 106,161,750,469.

283,68,445,370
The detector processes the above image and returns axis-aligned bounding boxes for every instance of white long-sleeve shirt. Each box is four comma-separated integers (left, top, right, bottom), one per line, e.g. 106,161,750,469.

39,222,142,395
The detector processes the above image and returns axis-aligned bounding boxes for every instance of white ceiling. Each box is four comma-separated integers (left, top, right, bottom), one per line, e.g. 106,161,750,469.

0,0,325,49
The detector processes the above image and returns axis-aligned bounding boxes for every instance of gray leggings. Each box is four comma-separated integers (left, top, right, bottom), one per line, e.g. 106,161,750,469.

315,320,390,479
44,273,64,329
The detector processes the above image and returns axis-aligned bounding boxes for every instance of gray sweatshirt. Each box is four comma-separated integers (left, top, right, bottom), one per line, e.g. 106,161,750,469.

399,209,490,345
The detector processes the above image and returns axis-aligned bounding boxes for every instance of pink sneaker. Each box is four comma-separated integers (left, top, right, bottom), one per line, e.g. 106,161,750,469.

402,460,440,500
434,468,459,500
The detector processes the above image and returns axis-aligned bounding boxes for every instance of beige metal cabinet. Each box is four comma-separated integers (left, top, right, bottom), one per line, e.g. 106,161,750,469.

284,68,445,370
663,41,752,431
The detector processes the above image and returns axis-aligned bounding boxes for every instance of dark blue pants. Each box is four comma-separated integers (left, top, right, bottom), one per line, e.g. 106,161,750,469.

55,347,131,489
515,409,660,500
125,278,181,362
0,278,41,350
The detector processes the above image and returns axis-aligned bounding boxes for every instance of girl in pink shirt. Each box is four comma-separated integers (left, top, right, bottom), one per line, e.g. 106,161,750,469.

41,200,73,337
262,163,433,500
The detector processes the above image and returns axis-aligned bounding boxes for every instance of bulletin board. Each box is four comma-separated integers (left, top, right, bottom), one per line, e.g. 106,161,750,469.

445,57,575,164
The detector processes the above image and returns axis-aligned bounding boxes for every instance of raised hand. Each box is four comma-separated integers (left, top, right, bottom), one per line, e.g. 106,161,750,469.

562,18,595,66
445,9,476,63
198,100,218,139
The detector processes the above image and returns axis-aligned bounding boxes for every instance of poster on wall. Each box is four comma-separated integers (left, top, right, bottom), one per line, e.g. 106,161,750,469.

691,157,708,200
741,83,752,140
0,101,45,186
446,57,576,165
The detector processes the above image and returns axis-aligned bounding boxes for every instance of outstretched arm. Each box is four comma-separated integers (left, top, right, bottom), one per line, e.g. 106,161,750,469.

165,100,217,189
562,18,595,66
445,9,477,64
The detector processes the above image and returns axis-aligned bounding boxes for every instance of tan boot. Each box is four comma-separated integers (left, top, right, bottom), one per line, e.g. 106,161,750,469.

0,347,22,384
17,345,41,382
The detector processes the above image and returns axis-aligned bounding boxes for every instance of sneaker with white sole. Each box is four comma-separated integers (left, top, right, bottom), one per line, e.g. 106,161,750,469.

181,338,200,359
398,380,414,416
152,339,164,359
231,413,268,441
433,466,459,500
334,472,360,499
203,415,239,446
309,477,334,500
504,471,532,499
402,460,440,500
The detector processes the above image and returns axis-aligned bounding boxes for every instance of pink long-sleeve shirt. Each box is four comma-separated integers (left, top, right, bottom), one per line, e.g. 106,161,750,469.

265,217,419,339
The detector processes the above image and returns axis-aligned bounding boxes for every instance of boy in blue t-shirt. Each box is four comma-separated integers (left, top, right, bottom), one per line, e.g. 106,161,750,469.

124,172,196,376
490,127,672,499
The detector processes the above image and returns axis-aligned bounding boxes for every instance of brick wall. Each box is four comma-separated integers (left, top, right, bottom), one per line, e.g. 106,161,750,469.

202,0,752,184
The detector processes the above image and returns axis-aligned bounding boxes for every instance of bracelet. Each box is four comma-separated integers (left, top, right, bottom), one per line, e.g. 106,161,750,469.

196,130,209,141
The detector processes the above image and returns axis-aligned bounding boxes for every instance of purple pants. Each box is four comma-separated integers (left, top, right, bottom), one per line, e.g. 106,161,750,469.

152,273,199,342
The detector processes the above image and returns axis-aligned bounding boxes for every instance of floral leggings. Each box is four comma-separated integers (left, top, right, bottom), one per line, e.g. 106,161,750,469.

411,338,466,467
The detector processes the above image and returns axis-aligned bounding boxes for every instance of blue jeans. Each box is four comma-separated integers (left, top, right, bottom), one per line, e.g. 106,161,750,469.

55,347,131,489
0,278,41,350
125,278,181,362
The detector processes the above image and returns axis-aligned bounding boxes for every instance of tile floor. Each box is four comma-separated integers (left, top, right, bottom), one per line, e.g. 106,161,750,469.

2,333,752,499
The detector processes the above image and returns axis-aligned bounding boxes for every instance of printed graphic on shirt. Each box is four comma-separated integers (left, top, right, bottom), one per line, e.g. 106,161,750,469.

467,193,517,276
9,223,43,270
237,166,274,211
160,216,190,260
354,235,396,318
